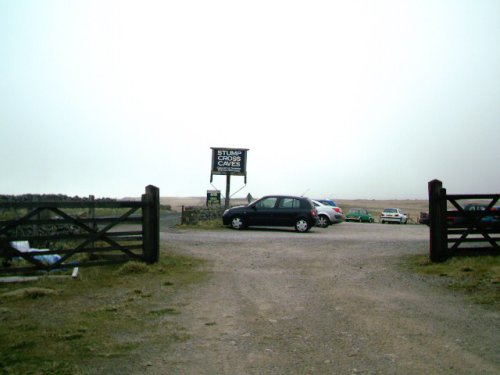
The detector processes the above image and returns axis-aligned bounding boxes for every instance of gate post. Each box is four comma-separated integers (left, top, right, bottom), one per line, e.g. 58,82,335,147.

429,180,448,262
142,185,160,264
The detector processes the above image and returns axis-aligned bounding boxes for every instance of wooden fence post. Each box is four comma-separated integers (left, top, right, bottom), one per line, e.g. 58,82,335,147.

142,185,160,264
88,195,96,227
429,179,448,262
88,195,96,254
32,196,39,237
181,205,186,225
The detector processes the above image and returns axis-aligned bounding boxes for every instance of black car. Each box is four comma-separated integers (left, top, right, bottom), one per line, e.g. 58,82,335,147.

419,212,429,225
222,195,318,232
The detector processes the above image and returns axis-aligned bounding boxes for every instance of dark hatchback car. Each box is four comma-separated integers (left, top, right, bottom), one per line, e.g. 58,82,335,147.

222,195,318,232
447,203,500,226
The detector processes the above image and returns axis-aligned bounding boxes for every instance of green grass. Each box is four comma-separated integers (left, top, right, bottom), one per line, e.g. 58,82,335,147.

179,218,225,230
406,254,500,307
0,246,206,375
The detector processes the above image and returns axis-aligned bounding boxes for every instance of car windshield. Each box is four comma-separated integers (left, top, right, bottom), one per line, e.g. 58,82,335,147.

348,208,362,214
383,208,398,213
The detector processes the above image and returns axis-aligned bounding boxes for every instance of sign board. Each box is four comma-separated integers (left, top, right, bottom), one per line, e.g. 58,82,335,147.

210,147,248,182
206,190,221,207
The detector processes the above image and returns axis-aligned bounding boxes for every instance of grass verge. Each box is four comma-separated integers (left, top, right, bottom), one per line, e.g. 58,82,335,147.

0,245,206,375
178,219,225,230
406,254,500,308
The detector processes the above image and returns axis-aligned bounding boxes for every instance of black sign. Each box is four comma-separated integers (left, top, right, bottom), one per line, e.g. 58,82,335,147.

206,190,221,207
211,148,248,177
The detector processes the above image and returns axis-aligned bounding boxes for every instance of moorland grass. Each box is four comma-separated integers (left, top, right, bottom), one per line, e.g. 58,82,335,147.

406,254,500,307
179,219,225,230
0,246,206,375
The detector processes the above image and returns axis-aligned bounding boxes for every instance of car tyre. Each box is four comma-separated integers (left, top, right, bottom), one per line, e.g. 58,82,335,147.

230,216,245,230
295,219,310,232
317,215,330,228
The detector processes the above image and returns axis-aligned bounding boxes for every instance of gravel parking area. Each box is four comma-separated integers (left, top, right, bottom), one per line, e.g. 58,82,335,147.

153,223,499,375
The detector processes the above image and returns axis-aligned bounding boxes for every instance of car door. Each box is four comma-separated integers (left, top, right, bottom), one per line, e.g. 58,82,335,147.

274,197,302,226
246,197,278,226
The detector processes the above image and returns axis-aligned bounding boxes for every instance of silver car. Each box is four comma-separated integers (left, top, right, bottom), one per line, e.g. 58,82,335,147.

311,199,344,228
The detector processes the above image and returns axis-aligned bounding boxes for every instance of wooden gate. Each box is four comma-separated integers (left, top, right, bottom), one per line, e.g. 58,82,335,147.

428,180,499,262
0,185,159,274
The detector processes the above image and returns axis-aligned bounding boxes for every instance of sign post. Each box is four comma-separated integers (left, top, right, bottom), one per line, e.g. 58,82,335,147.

210,147,249,209
225,174,231,209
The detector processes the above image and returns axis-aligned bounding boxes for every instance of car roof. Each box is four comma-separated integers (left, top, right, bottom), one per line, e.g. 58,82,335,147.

311,199,327,204
258,195,312,202
315,199,337,205
261,195,307,199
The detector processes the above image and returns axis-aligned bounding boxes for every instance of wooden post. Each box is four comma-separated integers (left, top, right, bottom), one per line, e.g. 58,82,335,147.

225,174,231,209
88,195,95,227
429,180,448,262
142,185,160,264
33,196,39,237
89,195,96,237
88,195,96,258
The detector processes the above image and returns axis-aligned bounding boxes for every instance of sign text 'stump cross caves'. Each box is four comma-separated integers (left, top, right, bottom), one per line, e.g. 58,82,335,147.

210,147,249,208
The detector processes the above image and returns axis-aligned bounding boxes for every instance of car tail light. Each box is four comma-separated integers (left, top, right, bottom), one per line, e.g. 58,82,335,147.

311,208,318,217
333,207,341,213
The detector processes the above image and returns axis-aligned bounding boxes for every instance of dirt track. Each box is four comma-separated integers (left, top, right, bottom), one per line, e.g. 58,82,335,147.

153,223,499,375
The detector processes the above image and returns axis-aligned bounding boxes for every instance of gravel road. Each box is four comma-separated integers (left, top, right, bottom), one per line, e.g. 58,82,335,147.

153,223,499,375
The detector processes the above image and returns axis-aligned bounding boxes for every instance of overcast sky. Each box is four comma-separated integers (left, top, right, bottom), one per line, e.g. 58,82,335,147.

1,0,499,200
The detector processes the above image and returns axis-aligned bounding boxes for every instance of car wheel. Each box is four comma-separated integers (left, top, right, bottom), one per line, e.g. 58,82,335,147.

317,215,330,228
230,216,245,230
295,219,310,232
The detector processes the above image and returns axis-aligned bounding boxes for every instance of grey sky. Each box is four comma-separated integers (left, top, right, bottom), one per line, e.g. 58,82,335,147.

1,0,499,199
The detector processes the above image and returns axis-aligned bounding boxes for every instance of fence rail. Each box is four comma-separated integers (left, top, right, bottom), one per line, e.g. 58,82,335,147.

0,185,159,274
428,179,499,262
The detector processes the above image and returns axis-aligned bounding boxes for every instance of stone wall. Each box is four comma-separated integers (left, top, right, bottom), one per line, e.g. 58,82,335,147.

0,194,115,203
181,206,225,225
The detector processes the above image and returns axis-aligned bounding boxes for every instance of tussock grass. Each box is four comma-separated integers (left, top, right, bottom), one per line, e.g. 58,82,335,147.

0,246,206,375
1,287,58,299
116,261,149,275
407,254,500,307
